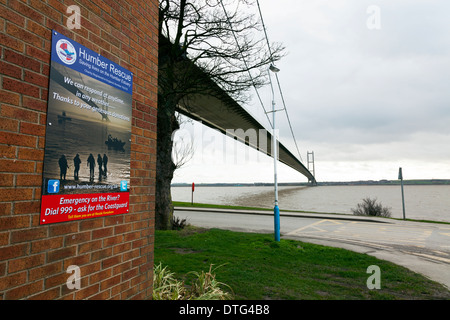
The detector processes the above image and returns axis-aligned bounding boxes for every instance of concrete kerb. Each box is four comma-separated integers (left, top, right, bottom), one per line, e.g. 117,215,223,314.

173,206,392,224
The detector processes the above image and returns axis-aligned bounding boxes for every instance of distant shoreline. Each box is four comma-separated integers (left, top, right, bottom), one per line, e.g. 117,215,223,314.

172,179,450,187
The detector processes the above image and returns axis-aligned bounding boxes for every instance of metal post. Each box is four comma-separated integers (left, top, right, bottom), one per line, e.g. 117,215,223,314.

272,98,280,242
268,64,280,242
307,151,316,184
398,168,406,220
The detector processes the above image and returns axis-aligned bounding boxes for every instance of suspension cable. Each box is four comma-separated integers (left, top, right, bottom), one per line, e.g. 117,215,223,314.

256,0,304,163
219,0,272,128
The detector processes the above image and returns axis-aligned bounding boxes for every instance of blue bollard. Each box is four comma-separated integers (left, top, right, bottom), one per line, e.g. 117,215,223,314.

274,205,280,242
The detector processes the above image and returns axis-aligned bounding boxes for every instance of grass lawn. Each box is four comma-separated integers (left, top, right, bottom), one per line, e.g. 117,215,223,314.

155,226,450,300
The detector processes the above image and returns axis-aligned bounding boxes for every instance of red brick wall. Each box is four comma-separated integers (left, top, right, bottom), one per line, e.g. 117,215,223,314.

0,0,158,299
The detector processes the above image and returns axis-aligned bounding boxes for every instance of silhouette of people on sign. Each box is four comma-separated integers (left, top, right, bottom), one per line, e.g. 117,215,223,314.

73,154,81,180
58,154,69,181
97,154,103,180
102,154,108,176
87,153,95,181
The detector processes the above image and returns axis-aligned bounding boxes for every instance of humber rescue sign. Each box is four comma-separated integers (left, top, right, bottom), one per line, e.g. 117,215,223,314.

40,31,133,225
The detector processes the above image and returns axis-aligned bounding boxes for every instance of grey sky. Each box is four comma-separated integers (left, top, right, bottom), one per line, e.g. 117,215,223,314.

173,0,450,183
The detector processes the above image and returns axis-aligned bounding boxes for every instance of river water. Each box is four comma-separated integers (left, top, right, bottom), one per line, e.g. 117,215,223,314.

172,185,450,223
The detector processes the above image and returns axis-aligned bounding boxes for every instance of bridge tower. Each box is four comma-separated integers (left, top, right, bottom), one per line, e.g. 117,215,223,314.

307,151,316,185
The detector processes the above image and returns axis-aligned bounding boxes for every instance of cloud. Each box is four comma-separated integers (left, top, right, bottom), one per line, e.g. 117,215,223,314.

174,1,450,182
239,0,450,181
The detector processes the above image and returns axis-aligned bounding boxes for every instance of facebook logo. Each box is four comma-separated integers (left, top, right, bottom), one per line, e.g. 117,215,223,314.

48,180,60,193
120,180,127,191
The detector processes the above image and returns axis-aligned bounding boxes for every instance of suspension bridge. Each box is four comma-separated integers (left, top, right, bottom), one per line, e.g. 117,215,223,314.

174,63,316,184
162,1,316,184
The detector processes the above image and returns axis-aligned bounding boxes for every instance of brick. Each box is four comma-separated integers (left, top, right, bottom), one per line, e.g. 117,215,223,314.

0,60,22,79
64,231,91,246
10,227,47,243
26,45,51,64
90,247,112,262
17,148,44,161
112,261,131,275
112,242,131,255
0,117,19,132
92,226,113,239
0,132,37,148
0,32,24,52
22,97,48,112
102,255,121,269
79,262,101,279
15,174,41,187
1,105,39,123
4,49,41,73
24,70,49,88
29,0,62,23
0,262,6,276
90,289,111,300
0,188,33,202
111,281,130,297
89,269,112,284
6,22,42,48
13,200,40,215
103,235,123,248
3,77,40,98
123,248,139,262
0,215,30,231
29,287,60,300
79,218,103,231
64,253,90,268
100,274,121,291
0,271,27,291
46,0,66,13
44,271,68,289
5,280,44,299
8,254,45,273
30,237,64,254
9,0,45,25
49,222,78,236
104,215,123,226
114,222,132,235
26,19,49,38
28,261,62,282
47,246,77,263
20,122,45,136
0,91,20,106
0,243,28,260
74,283,99,300
78,239,102,254
0,203,12,216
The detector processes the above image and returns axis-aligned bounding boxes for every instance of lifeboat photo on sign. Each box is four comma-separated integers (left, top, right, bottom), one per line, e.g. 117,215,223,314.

40,31,133,225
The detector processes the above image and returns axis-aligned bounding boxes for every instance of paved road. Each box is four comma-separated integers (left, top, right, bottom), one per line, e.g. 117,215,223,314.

174,207,450,289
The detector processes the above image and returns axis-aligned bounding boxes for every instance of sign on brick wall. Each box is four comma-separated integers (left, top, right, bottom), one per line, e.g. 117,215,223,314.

40,31,133,225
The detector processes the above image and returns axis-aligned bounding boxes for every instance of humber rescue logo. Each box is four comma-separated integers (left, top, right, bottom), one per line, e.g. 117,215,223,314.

56,39,77,65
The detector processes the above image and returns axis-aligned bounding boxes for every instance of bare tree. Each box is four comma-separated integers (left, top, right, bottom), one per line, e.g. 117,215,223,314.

156,0,285,229
171,114,195,170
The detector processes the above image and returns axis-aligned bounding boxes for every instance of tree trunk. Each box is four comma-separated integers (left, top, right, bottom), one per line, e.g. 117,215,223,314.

155,99,179,230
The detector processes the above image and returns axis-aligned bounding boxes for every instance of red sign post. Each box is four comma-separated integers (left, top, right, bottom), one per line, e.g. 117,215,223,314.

191,182,195,205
